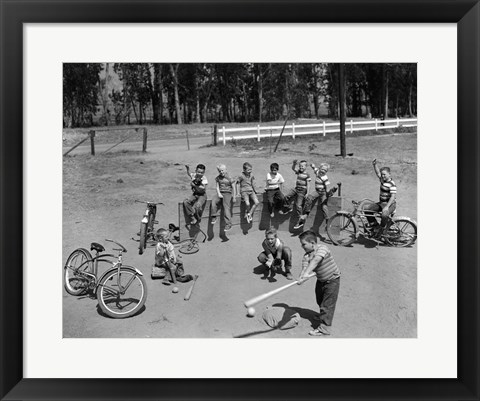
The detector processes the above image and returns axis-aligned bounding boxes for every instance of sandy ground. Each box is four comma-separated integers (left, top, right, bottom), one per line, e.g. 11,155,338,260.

63,131,417,338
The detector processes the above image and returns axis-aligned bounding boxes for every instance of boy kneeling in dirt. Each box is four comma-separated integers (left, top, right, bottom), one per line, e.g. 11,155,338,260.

152,228,193,283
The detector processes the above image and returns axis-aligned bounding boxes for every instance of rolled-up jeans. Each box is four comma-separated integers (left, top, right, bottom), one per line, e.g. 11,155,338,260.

315,277,340,333
363,201,396,227
283,187,307,215
303,191,328,220
211,192,233,227
183,194,207,221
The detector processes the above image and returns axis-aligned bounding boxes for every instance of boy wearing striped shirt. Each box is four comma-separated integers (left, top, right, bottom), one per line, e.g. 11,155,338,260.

297,230,340,336
294,162,331,230
364,159,397,236
282,159,311,217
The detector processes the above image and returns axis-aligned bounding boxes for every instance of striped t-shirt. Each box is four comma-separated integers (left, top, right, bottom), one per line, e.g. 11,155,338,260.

379,178,397,202
314,169,330,192
302,244,340,282
295,170,311,190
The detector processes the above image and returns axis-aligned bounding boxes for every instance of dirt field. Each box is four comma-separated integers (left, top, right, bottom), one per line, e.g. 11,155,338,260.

62,127,417,338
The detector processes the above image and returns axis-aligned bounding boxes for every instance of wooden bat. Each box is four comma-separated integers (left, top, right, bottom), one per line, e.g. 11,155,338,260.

244,273,315,308
184,274,198,301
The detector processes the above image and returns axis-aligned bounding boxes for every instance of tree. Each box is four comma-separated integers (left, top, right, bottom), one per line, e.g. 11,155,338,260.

63,63,102,127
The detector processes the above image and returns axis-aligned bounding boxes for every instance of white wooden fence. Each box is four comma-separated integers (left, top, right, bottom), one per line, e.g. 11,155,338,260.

220,117,417,146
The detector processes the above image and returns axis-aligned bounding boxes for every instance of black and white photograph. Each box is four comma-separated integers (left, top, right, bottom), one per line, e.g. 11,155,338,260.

62,62,417,338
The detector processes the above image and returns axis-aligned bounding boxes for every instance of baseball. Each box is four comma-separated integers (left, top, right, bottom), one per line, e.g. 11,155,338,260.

172,287,179,293
247,307,255,317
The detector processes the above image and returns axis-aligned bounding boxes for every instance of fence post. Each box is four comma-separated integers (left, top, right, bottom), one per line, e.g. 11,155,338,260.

89,130,95,155
213,124,218,146
292,123,295,140
350,120,353,134
142,128,147,152
257,125,260,142
323,121,326,136
222,126,226,146
397,117,400,128
375,119,378,131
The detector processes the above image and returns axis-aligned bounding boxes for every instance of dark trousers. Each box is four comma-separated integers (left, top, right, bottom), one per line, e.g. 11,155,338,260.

266,189,285,214
315,277,340,333
283,188,307,215
183,194,207,221
257,246,292,271
363,201,396,227
303,191,329,220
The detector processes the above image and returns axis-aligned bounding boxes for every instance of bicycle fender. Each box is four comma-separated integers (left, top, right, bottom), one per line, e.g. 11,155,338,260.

393,216,417,226
335,210,353,218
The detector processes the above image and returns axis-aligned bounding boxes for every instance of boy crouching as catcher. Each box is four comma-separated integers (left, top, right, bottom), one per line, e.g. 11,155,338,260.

297,230,340,336
152,228,192,283
257,227,294,280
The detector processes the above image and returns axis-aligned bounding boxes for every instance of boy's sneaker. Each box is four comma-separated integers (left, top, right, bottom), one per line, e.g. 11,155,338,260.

285,272,294,280
308,328,329,336
293,220,305,230
224,225,232,231
211,217,217,225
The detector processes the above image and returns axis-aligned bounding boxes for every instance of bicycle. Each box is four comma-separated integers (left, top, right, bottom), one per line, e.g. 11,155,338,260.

325,198,417,247
135,200,164,255
63,239,148,319
165,223,206,254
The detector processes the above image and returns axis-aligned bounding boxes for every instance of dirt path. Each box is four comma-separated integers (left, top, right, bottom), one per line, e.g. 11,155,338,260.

63,133,417,338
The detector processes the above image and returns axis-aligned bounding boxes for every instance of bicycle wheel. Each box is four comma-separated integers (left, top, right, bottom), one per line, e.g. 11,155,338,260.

97,267,148,319
178,239,200,254
64,248,93,296
138,222,147,255
384,217,417,247
326,213,357,246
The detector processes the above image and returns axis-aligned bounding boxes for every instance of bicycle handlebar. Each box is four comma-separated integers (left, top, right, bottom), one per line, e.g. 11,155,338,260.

105,239,127,253
135,200,164,206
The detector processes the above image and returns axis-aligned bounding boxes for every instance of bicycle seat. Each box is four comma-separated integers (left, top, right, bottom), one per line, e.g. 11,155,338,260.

91,242,105,253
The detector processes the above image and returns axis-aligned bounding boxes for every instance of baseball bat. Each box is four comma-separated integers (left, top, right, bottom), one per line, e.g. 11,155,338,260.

184,274,198,301
244,273,315,308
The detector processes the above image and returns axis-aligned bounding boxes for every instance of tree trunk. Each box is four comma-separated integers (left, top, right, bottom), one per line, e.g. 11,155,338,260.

338,63,347,158
169,63,182,124
152,63,162,124
383,65,389,119
258,66,263,123
243,81,248,122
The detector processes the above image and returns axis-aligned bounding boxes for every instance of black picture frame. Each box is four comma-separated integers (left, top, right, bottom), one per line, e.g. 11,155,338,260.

1,1,479,400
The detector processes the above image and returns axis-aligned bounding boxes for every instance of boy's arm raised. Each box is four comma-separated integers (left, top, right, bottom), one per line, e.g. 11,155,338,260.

372,159,381,178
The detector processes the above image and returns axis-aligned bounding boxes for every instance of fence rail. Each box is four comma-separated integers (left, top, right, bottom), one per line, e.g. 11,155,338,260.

220,118,417,145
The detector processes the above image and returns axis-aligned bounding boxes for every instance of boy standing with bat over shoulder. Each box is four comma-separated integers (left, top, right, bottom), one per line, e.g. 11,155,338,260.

297,230,341,336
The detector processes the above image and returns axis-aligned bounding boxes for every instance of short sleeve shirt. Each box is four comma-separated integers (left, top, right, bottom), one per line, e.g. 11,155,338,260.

262,238,283,255
215,173,235,193
265,173,285,190
379,178,397,202
314,169,330,192
190,172,208,195
155,241,176,266
302,244,340,282
294,170,311,190
237,172,255,194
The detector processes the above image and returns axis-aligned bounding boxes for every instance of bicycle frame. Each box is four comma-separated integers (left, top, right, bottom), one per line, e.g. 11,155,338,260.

350,199,394,235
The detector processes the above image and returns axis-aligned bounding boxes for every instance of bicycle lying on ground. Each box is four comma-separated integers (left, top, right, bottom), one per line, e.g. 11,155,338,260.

135,199,164,255
326,199,417,247
64,239,148,318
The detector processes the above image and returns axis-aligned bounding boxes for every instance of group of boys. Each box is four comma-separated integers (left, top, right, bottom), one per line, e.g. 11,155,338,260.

153,158,397,337
183,159,335,231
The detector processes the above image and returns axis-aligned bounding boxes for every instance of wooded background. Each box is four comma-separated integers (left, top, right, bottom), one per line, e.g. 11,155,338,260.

63,63,417,128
